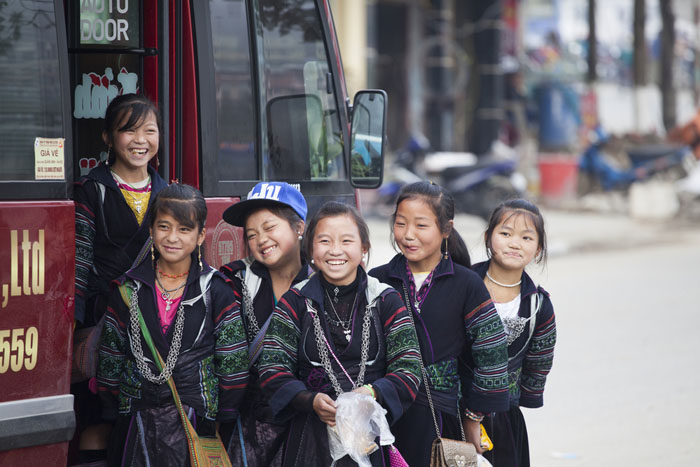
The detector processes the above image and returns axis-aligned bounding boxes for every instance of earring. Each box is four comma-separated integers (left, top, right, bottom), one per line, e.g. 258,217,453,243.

198,244,203,269
151,242,156,266
105,147,111,165
443,238,449,260
298,232,303,241
310,259,315,265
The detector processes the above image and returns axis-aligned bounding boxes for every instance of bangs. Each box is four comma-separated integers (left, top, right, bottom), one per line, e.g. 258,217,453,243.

117,103,155,132
157,199,198,229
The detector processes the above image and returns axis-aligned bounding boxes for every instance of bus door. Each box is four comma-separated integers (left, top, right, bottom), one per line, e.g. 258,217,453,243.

0,0,75,465
67,0,161,181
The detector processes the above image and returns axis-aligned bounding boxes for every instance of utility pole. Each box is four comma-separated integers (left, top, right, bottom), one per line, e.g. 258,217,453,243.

587,0,597,84
660,0,676,131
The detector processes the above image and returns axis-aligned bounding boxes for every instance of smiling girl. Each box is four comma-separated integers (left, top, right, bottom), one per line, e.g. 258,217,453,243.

219,182,310,467
472,199,556,467
97,184,249,466
369,181,509,466
257,201,421,467
72,94,168,464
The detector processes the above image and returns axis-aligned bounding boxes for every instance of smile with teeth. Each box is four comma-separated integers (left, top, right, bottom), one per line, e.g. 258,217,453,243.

131,148,148,156
326,260,347,266
261,245,277,255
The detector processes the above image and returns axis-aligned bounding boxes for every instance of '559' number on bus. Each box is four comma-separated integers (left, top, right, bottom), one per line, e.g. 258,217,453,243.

0,327,38,373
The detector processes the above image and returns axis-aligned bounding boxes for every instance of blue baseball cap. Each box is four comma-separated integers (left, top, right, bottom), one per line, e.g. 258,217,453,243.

223,182,307,227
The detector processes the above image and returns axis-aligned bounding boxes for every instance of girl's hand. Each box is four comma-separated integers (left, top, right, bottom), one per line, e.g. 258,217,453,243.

313,393,337,426
463,418,485,454
352,385,373,398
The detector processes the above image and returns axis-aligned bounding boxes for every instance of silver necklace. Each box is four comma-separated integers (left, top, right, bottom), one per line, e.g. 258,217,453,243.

155,275,187,312
486,271,522,288
324,289,357,342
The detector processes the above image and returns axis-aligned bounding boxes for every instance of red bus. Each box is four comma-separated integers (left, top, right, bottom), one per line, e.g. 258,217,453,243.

0,0,386,465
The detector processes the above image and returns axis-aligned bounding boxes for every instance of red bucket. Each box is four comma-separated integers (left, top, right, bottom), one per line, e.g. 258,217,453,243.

538,154,579,204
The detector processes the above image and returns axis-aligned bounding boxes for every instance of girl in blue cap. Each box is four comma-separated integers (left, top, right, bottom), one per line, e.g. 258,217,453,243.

220,182,310,467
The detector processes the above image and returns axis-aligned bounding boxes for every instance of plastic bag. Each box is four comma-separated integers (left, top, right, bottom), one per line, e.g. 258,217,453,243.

328,392,395,467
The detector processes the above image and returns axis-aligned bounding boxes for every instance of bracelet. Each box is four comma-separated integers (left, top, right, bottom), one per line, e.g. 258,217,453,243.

363,384,376,400
464,408,484,422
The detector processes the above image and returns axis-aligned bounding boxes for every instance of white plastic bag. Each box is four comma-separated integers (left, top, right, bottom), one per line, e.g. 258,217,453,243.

328,392,395,467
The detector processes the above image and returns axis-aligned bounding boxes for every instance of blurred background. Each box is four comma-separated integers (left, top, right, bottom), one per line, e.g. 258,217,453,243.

330,1,700,465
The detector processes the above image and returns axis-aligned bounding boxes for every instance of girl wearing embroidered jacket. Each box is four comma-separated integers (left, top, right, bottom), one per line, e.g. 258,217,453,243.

257,201,421,467
473,199,556,467
219,182,310,467
369,181,510,467
72,94,168,464
97,184,249,466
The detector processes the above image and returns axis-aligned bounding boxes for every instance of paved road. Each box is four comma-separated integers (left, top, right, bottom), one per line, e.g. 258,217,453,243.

364,211,700,466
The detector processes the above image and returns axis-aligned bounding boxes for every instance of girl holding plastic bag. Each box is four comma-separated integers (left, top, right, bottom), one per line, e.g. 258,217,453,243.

257,201,421,466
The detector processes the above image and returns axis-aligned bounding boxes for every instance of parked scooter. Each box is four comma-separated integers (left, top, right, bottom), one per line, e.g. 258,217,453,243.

578,125,694,194
373,136,526,220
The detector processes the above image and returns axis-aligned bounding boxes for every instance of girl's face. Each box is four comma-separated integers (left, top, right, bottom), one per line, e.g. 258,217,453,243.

245,208,303,271
105,110,159,175
312,214,365,286
488,212,540,272
151,211,205,271
393,198,448,273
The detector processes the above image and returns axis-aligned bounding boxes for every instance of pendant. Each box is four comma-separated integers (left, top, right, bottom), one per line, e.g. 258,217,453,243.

135,202,142,213
415,302,421,313
344,329,351,342
161,291,170,300
165,300,171,312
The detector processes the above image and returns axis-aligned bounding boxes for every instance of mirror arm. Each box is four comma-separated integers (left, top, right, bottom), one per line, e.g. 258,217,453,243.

346,97,353,120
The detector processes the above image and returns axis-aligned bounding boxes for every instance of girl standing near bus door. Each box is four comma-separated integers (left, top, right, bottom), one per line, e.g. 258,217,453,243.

219,182,310,467
257,201,422,467
368,181,510,466
97,183,249,466
472,199,556,467
72,94,168,465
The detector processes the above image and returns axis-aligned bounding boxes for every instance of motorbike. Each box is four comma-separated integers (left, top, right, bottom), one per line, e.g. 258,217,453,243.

373,137,526,220
578,125,695,194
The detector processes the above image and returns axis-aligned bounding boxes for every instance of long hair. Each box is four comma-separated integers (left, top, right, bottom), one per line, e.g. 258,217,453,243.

391,181,471,267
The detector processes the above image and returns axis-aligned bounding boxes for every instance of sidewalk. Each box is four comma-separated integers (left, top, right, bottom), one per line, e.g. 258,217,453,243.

365,208,700,269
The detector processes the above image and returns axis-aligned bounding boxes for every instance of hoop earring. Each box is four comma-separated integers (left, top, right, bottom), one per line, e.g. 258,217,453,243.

198,244,203,270
443,238,449,260
151,242,156,267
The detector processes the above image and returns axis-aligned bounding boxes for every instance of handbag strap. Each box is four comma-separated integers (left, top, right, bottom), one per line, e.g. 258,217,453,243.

401,283,466,442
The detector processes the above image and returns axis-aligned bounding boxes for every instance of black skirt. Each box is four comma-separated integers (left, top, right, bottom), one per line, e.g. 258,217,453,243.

482,407,530,467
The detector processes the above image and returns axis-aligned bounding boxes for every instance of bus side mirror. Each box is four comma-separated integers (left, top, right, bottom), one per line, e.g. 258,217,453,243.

350,90,386,189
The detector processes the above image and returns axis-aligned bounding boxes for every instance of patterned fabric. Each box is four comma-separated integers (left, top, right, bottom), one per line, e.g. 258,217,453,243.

424,358,459,392
97,258,249,423
118,187,151,225
471,261,556,409
404,261,435,310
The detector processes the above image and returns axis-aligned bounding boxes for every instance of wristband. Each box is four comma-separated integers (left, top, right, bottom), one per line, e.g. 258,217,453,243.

363,384,376,400
464,408,484,422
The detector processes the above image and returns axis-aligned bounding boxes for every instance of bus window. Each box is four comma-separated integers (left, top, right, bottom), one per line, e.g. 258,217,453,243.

209,0,257,181
257,0,344,182
0,0,65,183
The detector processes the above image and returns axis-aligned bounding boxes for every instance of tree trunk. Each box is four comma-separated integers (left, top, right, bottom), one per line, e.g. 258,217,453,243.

587,0,597,83
633,0,646,86
660,0,676,131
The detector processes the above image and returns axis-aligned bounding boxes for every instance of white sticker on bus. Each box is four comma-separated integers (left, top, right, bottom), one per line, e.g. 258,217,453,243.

74,67,138,119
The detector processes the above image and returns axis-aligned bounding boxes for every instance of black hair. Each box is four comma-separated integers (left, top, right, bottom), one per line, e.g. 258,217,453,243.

244,205,303,234
149,183,207,234
391,181,471,268
103,94,163,165
484,198,547,264
303,201,371,269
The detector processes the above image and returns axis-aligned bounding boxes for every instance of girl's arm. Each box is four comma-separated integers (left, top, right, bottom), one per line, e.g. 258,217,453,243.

461,275,510,414
362,290,421,425
211,277,250,422
96,287,128,421
519,291,556,408
74,181,97,325
257,289,310,422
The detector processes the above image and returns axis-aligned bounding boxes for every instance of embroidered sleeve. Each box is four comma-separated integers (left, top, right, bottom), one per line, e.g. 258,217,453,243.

257,289,308,422
369,290,421,424
97,289,128,421
211,279,249,421
74,182,97,324
462,278,510,413
519,296,556,408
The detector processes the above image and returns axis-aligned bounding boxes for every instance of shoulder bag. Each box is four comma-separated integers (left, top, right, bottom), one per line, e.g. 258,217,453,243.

401,284,478,467
119,283,232,467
